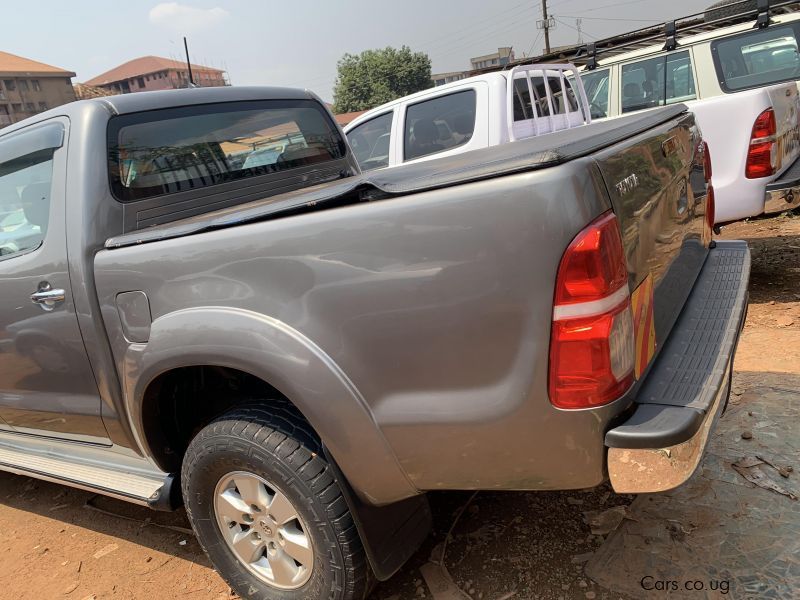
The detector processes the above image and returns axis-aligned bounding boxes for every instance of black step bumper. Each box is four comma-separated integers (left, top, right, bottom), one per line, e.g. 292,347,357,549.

605,241,750,493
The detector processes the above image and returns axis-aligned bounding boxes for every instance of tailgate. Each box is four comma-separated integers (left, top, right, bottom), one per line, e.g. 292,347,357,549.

767,82,800,178
591,110,708,377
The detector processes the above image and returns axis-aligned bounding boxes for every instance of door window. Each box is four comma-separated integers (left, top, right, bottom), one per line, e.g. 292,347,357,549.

346,112,393,172
0,149,54,259
622,51,695,114
712,24,800,92
581,69,611,119
403,90,476,161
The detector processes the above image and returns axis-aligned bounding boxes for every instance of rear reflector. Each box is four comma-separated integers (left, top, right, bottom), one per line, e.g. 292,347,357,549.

746,109,778,179
549,212,635,409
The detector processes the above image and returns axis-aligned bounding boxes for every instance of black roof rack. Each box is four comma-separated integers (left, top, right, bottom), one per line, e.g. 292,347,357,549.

470,0,799,75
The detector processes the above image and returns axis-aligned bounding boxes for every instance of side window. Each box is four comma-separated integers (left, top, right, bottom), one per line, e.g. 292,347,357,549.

404,90,476,161
666,51,696,104
581,69,610,119
622,55,665,114
622,52,695,114
712,24,800,92
0,148,54,259
346,112,393,172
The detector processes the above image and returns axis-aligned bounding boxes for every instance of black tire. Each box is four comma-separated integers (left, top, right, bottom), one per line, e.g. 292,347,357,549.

181,402,370,600
704,0,757,22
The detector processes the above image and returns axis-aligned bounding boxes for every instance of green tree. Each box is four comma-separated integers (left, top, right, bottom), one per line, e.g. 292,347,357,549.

333,46,432,113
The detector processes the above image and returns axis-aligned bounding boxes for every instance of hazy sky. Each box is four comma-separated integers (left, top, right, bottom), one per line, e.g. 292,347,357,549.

8,0,704,102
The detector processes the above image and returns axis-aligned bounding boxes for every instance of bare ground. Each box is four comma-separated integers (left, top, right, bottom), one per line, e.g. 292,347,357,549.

1,211,798,600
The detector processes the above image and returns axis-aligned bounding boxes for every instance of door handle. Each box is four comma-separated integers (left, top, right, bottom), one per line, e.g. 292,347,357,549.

30,282,65,311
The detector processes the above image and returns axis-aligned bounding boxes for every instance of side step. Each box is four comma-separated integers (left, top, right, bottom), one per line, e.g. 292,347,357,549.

0,432,177,510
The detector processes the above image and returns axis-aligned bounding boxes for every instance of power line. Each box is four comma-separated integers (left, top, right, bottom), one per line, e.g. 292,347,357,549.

556,14,660,22
553,17,598,40
576,0,651,14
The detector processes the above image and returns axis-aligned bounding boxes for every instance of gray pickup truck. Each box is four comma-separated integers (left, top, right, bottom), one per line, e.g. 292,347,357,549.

0,87,748,599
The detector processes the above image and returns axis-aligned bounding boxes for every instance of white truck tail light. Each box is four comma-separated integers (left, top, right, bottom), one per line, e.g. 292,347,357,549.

549,212,635,409
745,108,778,179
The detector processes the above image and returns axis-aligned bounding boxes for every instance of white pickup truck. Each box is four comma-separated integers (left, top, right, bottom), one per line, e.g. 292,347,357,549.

344,64,592,172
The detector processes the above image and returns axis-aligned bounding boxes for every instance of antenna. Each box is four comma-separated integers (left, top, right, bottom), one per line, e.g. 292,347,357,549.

184,36,195,87
576,18,584,44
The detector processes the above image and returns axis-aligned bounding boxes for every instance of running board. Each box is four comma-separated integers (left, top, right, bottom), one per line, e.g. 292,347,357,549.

0,432,177,510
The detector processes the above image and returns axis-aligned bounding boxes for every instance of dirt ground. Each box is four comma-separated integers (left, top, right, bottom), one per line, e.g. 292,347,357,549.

1,211,799,600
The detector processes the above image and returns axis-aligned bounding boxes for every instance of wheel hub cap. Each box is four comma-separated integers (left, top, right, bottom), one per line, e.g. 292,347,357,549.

213,471,313,590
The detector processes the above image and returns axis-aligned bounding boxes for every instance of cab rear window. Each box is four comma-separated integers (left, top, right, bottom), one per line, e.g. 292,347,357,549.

107,99,346,201
712,23,800,92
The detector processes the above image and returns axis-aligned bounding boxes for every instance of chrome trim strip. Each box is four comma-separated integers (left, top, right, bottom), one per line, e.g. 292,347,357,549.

0,462,156,506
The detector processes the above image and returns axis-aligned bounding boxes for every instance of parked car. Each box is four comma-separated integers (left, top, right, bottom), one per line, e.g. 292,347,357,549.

576,1,800,223
344,64,592,171
0,86,749,599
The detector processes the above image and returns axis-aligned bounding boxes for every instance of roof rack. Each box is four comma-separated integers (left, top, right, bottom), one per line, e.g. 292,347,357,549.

471,0,800,74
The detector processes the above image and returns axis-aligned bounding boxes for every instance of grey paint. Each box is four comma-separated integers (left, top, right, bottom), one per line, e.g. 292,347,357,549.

0,89,715,506
0,117,108,443
94,160,616,501
115,291,151,343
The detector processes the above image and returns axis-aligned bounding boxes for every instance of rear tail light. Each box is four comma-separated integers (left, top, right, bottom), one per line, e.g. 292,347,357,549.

746,109,778,179
706,185,716,231
549,212,635,409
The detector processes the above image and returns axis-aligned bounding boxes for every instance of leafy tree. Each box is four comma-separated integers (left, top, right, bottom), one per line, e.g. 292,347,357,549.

333,46,432,113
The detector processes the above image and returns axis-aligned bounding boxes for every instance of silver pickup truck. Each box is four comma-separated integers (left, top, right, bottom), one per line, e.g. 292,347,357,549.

0,87,748,599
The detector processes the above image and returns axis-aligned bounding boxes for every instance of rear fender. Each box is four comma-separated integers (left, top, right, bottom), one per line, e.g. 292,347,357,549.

124,306,416,505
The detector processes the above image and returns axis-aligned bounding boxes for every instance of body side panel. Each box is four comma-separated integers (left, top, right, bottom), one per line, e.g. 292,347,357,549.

94,162,615,500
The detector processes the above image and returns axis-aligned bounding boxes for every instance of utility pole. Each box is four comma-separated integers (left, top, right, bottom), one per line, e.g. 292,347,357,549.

183,36,195,87
541,0,551,54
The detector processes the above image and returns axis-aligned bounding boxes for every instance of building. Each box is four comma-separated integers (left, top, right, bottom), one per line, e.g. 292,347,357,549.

431,71,469,87
0,51,76,128
333,110,367,127
431,47,515,86
73,83,114,101
470,47,515,71
84,56,227,95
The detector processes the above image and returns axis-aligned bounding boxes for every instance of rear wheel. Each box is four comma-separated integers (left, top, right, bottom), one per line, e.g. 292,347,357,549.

181,403,369,600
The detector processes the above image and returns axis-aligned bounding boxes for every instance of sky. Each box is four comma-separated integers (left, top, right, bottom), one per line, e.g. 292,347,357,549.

7,0,704,103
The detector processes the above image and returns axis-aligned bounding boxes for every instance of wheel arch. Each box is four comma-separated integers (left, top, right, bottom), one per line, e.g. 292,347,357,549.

126,306,416,505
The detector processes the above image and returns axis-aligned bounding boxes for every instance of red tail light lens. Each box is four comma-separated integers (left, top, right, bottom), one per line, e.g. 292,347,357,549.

746,109,778,179
549,212,635,409
706,185,715,231
751,108,776,139
554,212,628,305
702,141,712,182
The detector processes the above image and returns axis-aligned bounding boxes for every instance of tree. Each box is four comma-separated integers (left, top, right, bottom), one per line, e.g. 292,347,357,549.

333,46,432,114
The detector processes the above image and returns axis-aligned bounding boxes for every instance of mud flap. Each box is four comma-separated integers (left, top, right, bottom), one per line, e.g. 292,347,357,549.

323,447,432,581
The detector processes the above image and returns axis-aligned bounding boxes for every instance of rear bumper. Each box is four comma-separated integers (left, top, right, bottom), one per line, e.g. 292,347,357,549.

605,241,750,493
765,155,800,214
